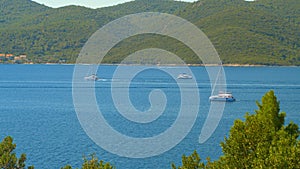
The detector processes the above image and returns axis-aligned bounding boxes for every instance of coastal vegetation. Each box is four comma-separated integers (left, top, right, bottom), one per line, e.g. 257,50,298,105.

172,90,300,168
0,136,34,169
61,154,115,169
2,90,299,168
0,0,299,65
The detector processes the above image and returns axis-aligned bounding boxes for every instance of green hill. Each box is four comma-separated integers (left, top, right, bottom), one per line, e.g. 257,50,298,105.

178,0,300,65
0,0,50,25
0,0,188,63
0,0,299,65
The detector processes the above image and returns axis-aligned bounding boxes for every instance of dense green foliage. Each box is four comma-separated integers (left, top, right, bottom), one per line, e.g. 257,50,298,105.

0,0,299,65
218,90,300,168
172,90,300,168
61,154,115,169
172,150,205,169
0,0,187,63
0,136,33,169
180,0,300,65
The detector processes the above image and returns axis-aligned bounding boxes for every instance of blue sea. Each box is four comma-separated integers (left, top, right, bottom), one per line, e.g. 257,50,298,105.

0,64,299,168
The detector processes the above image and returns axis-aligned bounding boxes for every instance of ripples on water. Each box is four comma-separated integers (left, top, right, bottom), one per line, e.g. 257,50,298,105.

0,65,299,168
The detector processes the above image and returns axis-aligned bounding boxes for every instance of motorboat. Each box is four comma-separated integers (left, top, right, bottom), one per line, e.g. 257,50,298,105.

84,74,99,81
209,92,236,102
177,73,192,79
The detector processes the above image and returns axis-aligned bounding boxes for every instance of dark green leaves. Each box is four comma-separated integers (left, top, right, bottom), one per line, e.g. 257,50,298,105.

173,90,300,169
0,136,33,169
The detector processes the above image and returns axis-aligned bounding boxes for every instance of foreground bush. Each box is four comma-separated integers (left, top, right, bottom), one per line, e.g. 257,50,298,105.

0,136,34,169
173,90,300,169
61,154,115,169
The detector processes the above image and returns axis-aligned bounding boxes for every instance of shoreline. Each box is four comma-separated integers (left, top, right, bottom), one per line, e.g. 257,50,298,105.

0,63,299,67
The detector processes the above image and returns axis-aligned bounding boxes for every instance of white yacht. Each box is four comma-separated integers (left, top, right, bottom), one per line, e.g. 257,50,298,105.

177,73,192,79
84,74,99,81
209,92,236,102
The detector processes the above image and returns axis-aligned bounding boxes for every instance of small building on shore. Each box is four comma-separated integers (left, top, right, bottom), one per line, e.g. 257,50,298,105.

5,54,14,58
20,54,27,59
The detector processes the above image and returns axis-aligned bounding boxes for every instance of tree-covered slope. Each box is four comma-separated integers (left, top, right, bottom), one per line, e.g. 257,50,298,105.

178,0,300,65
0,0,188,63
0,0,299,65
0,0,49,25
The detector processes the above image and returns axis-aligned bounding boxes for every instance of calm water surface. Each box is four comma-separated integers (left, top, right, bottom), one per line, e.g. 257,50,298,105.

0,65,299,168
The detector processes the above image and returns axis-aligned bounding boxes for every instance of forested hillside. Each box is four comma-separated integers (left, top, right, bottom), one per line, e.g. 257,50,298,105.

179,0,300,65
0,0,299,65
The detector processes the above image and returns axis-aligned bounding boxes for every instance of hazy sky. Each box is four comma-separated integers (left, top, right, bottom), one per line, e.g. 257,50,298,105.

32,0,197,9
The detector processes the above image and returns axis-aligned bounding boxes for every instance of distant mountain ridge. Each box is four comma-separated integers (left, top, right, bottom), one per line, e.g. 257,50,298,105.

0,0,299,65
179,0,300,65
0,0,49,25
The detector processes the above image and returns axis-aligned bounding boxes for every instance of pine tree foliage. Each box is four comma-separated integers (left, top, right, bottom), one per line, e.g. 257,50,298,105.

0,136,33,169
61,154,115,169
173,90,300,169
